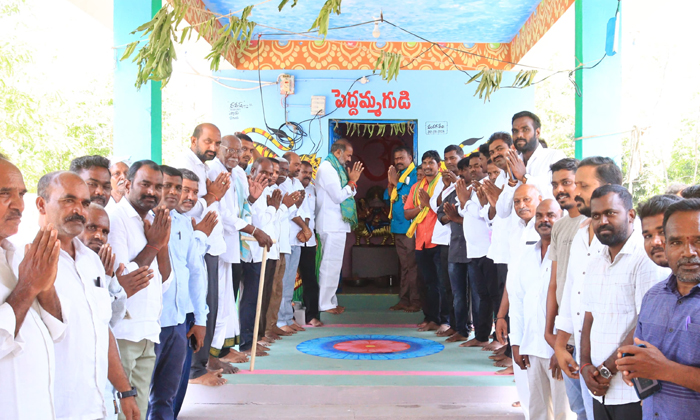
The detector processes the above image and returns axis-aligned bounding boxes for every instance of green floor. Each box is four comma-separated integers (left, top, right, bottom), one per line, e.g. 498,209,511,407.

225,295,515,387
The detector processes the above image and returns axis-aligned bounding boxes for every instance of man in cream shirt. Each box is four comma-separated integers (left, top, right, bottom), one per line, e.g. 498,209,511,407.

0,156,65,420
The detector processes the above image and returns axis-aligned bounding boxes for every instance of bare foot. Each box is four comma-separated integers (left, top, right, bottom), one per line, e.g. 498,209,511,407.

418,321,440,332
489,353,507,361
261,336,275,344
482,340,505,351
495,365,514,375
511,401,521,407
242,348,269,357
389,302,408,311
208,356,237,374
189,369,227,386
280,325,297,334
324,307,344,315
270,326,292,336
459,338,489,347
493,345,507,355
494,357,512,368
221,350,249,364
403,305,421,313
292,321,306,331
256,343,269,352
436,326,455,337
417,320,429,329
445,333,468,342
309,318,324,327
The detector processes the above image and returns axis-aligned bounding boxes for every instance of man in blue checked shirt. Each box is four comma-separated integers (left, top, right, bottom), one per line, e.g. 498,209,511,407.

383,146,420,312
617,198,700,420
147,166,213,419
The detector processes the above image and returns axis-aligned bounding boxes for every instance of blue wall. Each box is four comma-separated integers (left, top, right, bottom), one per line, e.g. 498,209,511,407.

212,69,534,159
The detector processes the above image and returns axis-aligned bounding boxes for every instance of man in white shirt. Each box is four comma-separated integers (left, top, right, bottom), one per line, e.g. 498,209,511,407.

278,152,309,333
296,161,322,326
107,160,173,419
580,185,670,419
175,123,234,382
553,156,624,420
109,160,130,210
35,171,139,420
70,155,113,208
430,145,462,336
509,199,574,420
0,157,66,420
315,140,364,314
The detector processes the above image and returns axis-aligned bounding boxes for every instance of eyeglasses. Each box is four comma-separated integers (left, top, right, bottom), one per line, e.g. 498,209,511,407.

220,145,241,156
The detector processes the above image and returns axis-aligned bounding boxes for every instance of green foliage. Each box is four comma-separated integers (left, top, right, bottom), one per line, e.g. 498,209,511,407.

308,0,342,37
374,51,402,82
0,0,112,191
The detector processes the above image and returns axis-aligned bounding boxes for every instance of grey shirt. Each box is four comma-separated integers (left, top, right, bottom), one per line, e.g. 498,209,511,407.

437,190,470,264
548,213,587,304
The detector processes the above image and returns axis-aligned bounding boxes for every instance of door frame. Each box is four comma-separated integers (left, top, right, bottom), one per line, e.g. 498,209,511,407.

329,119,419,162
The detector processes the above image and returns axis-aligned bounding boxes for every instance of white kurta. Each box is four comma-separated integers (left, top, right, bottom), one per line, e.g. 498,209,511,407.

314,160,355,233
0,239,66,420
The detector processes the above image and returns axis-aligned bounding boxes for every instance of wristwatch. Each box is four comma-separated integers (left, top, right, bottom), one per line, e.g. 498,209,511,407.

598,364,613,380
117,386,138,399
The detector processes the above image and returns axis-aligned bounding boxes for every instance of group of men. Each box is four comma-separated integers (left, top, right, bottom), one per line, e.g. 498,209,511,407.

383,111,700,420
2,110,700,420
0,123,363,420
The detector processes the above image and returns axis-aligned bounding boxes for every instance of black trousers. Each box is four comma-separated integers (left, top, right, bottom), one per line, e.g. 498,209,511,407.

189,254,218,379
593,400,642,420
299,245,321,323
239,262,261,352
258,259,277,339
468,256,498,342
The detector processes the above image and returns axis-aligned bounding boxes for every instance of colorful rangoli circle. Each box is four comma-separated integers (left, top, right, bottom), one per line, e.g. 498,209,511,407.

296,334,444,360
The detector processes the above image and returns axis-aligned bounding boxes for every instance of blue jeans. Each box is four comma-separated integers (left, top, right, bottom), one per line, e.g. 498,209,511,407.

278,246,301,327
564,372,588,420
415,247,444,325
448,262,478,337
173,314,194,419
579,373,595,420
149,322,188,420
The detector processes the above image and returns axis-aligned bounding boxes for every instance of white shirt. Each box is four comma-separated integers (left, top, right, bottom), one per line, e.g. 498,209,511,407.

314,160,356,233
486,171,511,264
458,180,491,258
208,158,246,263
107,198,173,343
429,179,451,246
298,184,317,247
494,144,564,219
582,232,671,405
507,215,539,275
177,149,226,256
555,221,604,363
508,241,554,359
105,196,117,211
249,185,281,262
52,238,112,420
0,239,65,420
280,177,305,250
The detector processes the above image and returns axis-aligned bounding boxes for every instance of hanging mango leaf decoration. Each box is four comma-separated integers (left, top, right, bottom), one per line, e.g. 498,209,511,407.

122,0,343,89
374,50,403,83
465,68,539,103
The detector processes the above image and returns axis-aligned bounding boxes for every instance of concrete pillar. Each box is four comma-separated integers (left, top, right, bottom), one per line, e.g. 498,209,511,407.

113,0,162,163
574,0,622,161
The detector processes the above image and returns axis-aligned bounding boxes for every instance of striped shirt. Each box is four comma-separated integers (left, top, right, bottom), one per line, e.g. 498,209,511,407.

582,232,670,405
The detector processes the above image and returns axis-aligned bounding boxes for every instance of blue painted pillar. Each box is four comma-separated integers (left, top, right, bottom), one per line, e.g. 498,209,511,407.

113,0,162,163
574,0,622,161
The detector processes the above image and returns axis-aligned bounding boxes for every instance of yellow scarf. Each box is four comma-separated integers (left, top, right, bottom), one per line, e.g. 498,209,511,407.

406,172,442,238
388,162,416,220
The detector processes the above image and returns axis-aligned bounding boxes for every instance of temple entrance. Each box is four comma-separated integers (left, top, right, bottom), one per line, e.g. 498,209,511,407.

329,119,417,295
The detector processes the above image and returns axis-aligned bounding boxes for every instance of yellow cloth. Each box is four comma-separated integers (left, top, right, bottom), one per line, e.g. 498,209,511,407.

388,162,416,220
406,172,442,238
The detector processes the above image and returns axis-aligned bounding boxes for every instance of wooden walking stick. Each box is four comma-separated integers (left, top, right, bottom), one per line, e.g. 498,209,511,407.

241,235,275,372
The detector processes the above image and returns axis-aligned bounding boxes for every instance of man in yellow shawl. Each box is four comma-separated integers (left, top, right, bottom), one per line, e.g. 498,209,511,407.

383,146,420,312
403,150,446,332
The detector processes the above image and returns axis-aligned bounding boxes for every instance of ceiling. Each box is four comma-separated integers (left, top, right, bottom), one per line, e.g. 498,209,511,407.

202,0,542,43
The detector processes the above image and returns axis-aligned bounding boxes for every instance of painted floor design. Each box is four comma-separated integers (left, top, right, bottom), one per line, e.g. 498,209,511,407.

297,334,444,360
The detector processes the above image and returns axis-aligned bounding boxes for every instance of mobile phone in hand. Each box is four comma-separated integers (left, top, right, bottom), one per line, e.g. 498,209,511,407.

622,344,661,399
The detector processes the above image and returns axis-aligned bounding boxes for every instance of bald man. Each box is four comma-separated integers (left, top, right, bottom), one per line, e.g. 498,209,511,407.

507,199,574,420
32,171,139,420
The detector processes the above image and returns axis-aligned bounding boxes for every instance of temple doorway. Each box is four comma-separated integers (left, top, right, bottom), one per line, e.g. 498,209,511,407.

328,119,418,295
